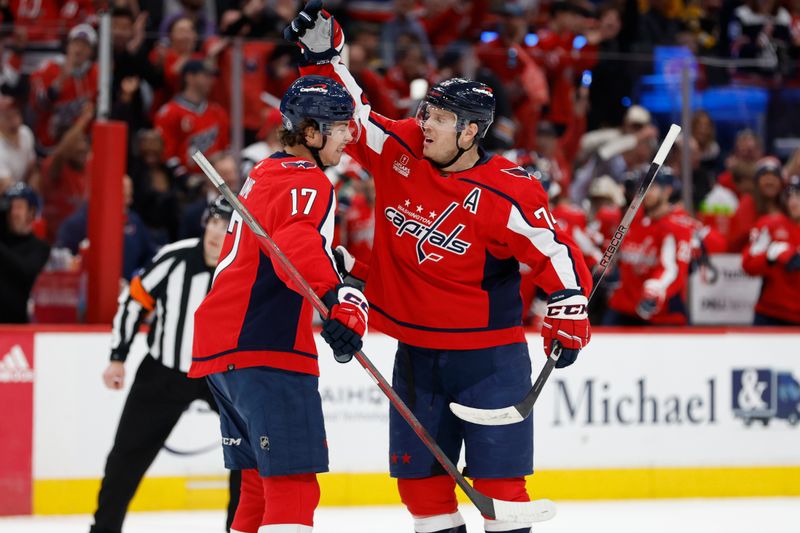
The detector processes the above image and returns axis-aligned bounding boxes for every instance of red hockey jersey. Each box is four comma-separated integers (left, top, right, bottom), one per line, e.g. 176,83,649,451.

303,59,592,350
154,95,230,173
189,152,341,378
608,211,693,325
741,213,800,324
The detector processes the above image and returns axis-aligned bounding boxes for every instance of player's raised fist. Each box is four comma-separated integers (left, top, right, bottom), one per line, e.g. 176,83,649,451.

283,0,345,65
542,289,590,368
321,284,368,363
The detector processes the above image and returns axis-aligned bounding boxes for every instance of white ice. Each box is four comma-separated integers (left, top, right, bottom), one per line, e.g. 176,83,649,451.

2,498,800,533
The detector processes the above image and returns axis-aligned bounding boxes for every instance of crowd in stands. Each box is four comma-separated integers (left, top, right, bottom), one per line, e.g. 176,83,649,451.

0,0,799,326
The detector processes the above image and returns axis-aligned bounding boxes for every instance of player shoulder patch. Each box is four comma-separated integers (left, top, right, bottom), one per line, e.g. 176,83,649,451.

281,160,317,170
501,166,533,180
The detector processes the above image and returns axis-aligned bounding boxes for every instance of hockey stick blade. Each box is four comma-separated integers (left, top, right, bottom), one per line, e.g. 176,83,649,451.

192,150,557,524
449,124,682,426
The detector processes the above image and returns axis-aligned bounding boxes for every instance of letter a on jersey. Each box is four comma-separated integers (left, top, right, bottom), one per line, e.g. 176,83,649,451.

463,188,481,214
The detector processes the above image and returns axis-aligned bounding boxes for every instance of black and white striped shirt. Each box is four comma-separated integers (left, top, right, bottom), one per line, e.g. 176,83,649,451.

110,238,213,373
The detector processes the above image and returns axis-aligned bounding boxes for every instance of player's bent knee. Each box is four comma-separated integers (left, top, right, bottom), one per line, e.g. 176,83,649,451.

262,473,320,526
397,475,459,517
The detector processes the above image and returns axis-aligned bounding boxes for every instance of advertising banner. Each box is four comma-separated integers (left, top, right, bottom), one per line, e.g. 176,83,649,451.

0,331,35,515
689,254,762,325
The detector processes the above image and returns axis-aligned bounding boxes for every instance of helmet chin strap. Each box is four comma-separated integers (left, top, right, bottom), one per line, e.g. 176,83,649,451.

305,134,328,169
431,130,476,170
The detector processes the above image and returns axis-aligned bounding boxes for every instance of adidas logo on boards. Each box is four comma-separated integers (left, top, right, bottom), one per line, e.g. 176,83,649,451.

0,345,34,383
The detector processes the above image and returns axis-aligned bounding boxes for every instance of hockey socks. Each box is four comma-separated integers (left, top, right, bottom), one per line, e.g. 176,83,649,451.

474,478,532,532
397,476,466,533
230,469,320,533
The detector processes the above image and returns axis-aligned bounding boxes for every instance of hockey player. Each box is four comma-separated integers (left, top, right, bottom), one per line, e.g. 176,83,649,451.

189,75,368,533
90,198,240,533
603,171,694,326
742,175,800,325
285,5,592,533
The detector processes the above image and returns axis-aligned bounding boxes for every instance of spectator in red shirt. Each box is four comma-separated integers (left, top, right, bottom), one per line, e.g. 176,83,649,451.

154,59,230,183
742,175,800,325
716,129,763,194
149,16,203,110
529,1,598,131
29,23,98,153
40,102,93,243
728,156,785,252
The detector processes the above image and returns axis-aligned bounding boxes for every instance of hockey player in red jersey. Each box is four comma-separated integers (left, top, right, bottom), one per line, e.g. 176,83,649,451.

189,75,367,533
604,171,694,326
742,175,800,325
154,60,230,179
286,5,592,533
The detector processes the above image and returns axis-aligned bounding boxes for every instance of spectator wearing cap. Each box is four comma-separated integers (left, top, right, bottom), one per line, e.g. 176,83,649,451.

0,97,38,194
0,183,50,323
604,169,694,326
728,156,785,252
742,175,800,325
154,59,229,182
159,0,217,41
578,104,654,162
29,23,98,153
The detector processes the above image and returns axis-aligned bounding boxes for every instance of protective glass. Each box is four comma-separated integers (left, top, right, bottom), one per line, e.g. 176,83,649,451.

415,101,461,133
322,119,361,144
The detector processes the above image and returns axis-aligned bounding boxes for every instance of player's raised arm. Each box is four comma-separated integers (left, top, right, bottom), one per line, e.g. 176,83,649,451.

283,1,399,171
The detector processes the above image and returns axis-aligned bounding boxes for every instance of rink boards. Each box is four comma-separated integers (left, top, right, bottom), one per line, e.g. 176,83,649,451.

1,327,799,515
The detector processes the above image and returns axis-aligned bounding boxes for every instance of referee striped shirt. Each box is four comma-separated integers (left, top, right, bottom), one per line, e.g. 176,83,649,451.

110,238,214,373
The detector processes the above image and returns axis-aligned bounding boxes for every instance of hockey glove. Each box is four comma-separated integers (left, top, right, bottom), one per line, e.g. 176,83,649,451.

635,279,665,320
321,284,368,363
332,245,369,281
542,289,590,368
283,0,345,65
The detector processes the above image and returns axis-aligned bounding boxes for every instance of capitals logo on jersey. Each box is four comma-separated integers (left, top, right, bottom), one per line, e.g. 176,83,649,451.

384,199,471,264
501,166,532,180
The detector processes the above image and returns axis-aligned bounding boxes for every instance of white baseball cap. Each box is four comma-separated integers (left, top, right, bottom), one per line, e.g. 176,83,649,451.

624,105,651,126
68,24,97,47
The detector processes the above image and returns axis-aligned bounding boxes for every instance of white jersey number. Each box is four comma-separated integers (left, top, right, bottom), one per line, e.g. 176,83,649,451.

213,211,243,283
291,188,317,216
534,207,557,230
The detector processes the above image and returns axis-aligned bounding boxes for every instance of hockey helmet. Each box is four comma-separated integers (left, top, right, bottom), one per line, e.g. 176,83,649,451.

203,196,234,226
415,78,495,139
280,75,359,143
1,182,40,213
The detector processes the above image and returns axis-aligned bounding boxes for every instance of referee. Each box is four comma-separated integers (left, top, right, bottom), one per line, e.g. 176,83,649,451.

90,198,241,533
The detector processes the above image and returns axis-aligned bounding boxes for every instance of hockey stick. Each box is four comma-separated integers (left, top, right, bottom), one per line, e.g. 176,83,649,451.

449,124,682,426
192,151,556,524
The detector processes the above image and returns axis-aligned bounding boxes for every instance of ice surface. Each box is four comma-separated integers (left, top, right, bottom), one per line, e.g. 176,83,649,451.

2,498,799,533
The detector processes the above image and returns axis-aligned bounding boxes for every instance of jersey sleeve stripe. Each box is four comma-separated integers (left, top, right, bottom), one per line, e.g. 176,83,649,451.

506,205,581,290
331,57,388,155
317,187,342,284
650,233,679,292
